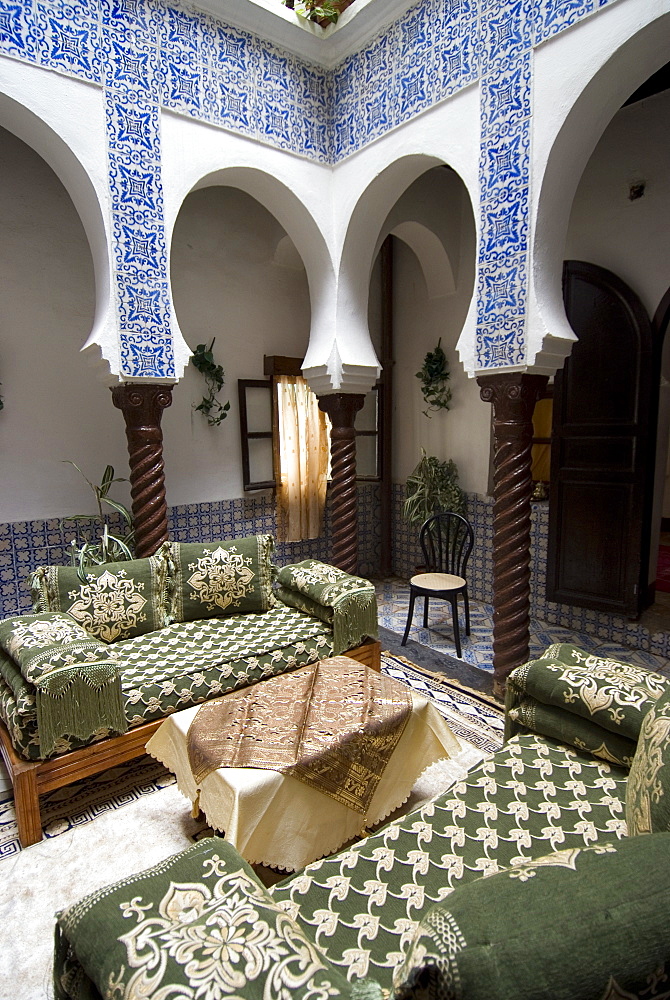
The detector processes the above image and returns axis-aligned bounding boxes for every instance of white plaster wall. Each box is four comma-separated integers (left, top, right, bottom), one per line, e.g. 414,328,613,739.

165,185,311,504
565,89,670,319
0,127,131,522
0,58,117,378
371,168,487,494
528,0,670,373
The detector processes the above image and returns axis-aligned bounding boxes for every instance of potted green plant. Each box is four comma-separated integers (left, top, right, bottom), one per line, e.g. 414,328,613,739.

61,463,135,578
282,0,351,25
403,449,466,528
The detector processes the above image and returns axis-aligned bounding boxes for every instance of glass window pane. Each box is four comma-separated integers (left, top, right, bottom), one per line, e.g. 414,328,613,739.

248,438,274,484
356,435,378,478
356,391,378,432
246,387,273,434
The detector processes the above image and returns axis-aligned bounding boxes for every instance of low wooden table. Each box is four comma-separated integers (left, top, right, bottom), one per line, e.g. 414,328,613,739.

146,657,460,871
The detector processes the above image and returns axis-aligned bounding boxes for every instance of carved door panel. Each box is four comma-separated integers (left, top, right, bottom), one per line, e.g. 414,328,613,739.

547,261,655,617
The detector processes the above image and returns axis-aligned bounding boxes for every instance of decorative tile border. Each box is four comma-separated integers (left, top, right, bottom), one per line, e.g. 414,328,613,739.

0,0,620,377
1,484,668,659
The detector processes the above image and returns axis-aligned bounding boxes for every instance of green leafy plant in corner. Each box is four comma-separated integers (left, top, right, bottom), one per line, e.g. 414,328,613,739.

403,449,466,527
190,339,231,427
61,463,135,580
416,337,452,417
283,0,342,24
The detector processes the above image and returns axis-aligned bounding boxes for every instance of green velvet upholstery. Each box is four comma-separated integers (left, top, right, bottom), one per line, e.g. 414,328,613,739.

1,605,335,760
0,613,125,756
54,839,384,1000
0,538,377,761
30,550,171,643
275,560,378,655
626,686,670,836
52,734,630,997
268,733,628,986
0,613,115,686
506,644,669,766
392,832,670,1000
167,535,275,623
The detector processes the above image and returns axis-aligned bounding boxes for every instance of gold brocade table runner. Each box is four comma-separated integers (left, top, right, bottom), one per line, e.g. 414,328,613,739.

187,656,412,814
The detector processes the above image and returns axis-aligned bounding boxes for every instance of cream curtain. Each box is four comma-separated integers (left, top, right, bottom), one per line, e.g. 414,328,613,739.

276,376,331,542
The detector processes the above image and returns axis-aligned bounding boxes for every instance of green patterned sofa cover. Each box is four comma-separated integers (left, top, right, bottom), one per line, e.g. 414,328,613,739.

0,537,378,761
53,731,636,999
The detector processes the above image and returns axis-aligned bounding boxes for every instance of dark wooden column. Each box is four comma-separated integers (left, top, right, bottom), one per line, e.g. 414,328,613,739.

476,372,548,696
318,393,365,574
111,384,173,557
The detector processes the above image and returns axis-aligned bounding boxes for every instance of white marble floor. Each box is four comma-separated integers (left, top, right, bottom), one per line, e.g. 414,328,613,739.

375,578,670,678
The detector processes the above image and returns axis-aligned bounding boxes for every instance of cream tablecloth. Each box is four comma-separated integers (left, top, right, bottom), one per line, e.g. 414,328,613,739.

146,689,460,871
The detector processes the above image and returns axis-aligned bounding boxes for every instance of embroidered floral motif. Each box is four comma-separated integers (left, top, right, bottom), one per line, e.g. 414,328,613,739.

187,546,255,613
111,861,335,999
627,696,670,835
67,569,147,642
6,617,88,655
539,658,667,724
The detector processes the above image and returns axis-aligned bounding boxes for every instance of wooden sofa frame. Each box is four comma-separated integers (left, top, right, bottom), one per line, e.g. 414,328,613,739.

1,638,381,849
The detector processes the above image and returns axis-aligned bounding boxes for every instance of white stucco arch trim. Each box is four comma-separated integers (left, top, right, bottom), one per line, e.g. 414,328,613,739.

388,221,456,299
0,58,116,378
528,0,670,376
159,111,337,385
318,86,480,393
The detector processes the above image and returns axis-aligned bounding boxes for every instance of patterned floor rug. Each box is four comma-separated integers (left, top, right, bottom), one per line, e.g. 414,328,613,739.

0,652,505,861
380,651,504,754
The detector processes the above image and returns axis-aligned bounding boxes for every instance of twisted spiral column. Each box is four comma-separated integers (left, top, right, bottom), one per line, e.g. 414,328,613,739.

477,373,548,696
318,393,365,574
111,384,173,557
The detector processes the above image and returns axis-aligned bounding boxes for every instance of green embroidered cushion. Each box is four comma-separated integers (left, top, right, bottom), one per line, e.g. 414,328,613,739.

0,612,115,686
0,612,125,756
393,833,670,1000
168,535,275,623
275,560,378,654
54,838,383,1000
626,687,670,835
506,645,669,742
506,696,637,767
30,550,171,643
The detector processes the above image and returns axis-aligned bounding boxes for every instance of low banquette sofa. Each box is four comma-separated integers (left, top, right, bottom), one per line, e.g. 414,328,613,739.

0,534,380,847
53,643,670,1000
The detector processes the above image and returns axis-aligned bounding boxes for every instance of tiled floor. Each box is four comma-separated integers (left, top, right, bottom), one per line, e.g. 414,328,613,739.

375,578,670,678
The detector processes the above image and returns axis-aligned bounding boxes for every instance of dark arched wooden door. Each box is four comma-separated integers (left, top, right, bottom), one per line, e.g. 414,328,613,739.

547,260,655,617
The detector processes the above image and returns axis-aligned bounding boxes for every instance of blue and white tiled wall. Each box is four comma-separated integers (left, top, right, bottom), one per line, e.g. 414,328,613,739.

0,483,380,617
0,0,621,378
4,485,670,661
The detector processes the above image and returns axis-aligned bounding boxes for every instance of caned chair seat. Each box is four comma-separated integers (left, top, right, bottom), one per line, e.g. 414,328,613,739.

410,572,466,591
402,512,474,658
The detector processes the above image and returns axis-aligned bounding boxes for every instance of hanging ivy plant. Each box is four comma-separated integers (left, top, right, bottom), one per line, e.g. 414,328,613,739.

416,338,452,417
190,339,231,427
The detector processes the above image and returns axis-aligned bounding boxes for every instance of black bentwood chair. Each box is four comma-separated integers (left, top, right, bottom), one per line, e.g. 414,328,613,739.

401,511,474,658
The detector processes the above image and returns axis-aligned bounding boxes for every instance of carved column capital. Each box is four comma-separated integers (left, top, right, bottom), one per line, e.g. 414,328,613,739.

111,384,173,558
317,393,365,431
476,372,548,696
111,384,173,424
318,393,365,575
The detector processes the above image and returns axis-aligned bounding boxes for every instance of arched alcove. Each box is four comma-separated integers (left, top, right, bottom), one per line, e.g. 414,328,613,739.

164,183,312,505
531,9,670,372
533,18,670,626
0,123,130,523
